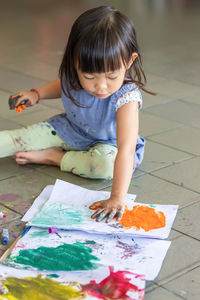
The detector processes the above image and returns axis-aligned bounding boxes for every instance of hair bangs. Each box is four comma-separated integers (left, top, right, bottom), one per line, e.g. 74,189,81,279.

76,31,127,74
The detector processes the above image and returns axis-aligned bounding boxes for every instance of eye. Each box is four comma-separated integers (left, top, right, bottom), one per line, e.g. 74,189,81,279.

83,75,94,80
108,76,118,80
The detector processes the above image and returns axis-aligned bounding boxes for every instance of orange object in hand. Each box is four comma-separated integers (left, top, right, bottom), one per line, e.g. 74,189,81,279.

16,104,26,113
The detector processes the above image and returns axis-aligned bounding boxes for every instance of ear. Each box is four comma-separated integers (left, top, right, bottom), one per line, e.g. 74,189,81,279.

127,52,138,69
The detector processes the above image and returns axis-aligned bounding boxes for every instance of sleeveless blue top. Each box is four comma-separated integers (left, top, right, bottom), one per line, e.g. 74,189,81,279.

48,82,145,168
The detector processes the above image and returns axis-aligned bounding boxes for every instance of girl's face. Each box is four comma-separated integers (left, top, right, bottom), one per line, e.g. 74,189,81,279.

76,64,128,99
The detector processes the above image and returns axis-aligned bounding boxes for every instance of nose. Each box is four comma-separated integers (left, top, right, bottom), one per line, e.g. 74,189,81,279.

95,78,107,91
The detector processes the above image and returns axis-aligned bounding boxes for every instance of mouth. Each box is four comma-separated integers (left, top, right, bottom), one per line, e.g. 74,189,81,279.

95,93,108,98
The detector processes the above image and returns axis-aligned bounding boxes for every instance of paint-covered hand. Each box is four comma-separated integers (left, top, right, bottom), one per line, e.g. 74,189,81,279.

89,198,124,223
8,91,39,111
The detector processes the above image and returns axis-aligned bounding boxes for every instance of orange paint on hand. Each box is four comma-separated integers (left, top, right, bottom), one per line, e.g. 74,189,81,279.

16,104,26,113
120,205,166,231
89,202,103,210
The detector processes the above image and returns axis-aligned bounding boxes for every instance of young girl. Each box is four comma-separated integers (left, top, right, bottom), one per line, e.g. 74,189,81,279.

1,6,149,223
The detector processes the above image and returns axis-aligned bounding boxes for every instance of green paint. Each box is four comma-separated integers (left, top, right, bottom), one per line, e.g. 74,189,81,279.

30,203,88,228
2,276,82,300
47,274,59,278
85,240,96,245
9,242,100,271
30,230,49,238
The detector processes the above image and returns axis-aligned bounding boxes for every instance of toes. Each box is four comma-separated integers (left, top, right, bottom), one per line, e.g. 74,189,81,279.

16,151,26,158
16,158,27,165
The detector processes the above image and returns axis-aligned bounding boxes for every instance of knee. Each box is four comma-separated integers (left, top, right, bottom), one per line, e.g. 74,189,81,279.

89,146,117,179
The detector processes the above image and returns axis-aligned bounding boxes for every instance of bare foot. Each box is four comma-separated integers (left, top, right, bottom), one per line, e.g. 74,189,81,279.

15,147,65,167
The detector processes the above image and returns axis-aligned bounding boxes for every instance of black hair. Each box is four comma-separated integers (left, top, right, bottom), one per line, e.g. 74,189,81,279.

59,6,154,106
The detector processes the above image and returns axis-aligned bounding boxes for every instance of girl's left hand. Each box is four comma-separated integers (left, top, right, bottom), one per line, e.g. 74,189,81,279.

89,198,124,223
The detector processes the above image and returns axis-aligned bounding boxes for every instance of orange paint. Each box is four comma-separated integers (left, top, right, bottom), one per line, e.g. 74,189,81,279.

16,104,26,113
120,205,166,231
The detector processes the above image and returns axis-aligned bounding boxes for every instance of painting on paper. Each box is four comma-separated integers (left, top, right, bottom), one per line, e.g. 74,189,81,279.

0,264,145,300
3,227,170,280
28,179,178,239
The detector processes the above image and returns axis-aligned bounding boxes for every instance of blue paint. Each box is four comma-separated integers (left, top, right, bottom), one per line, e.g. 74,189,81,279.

2,228,9,244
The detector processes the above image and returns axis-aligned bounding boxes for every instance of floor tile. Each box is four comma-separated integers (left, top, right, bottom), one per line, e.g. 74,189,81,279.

144,100,200,126
40,98,64,111
173,202,200,240
168,229,182,241
149,126,200,155
102,173,199,208
0,68,48,93
0,117,21,130
11,107,62,126
139,111,181,137
128,174,199,208
180,95,200,106
0,170,55,214
39,166,113,191
139,140,192,173
0,204,21,222
142,92,176,109
1,58,58,82
164,266,200,300
155,234,200,284
0,158,38,180
145,286,184,300
152,157,200,193
146,77,200,99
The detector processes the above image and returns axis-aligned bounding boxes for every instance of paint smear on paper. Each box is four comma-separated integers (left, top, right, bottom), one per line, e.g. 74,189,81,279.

1,276,82,300
30,203,87,227
82,266,144,300
120,205,166,231
7,242,100,271
116,240,141,259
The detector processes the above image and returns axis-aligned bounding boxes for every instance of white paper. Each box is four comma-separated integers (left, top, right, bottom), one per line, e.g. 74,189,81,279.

22,185,54,222
3,226,170,281
28,179,178,239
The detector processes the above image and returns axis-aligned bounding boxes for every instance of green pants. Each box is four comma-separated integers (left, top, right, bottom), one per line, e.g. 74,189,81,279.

0,122,117,179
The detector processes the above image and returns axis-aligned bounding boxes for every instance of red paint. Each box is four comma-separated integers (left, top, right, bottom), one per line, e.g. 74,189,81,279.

82,266,143,299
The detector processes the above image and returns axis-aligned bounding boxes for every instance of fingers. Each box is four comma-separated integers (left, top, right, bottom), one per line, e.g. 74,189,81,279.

105,209,118,223
116,208,124,221
91,208,119,223
9,95,24,109
90,200,125,223
91,208,104,219
89,201,104,210
9,95,21,110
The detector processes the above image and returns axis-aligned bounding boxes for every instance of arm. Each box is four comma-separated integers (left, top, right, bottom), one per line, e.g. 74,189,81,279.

90,101,139,222
10,79,62,109
37,78,61,99
111,101,139,203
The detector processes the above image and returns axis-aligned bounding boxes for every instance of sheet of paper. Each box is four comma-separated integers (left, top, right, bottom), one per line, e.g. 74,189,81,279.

0,264,145,300
3,226,170,281
22,185,54,222
28,179,178,239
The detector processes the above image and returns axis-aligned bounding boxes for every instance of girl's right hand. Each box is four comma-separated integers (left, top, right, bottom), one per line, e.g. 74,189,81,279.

9,90,39,110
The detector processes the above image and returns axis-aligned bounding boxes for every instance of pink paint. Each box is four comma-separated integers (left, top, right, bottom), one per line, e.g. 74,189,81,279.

48,227,57,233
82,266,144,300
0,193,21,202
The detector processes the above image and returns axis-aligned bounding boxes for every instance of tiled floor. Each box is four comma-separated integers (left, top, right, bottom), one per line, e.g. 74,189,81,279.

0,0,200,299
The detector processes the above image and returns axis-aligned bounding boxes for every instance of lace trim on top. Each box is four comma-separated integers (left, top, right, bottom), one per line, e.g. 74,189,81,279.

115,89,142,111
